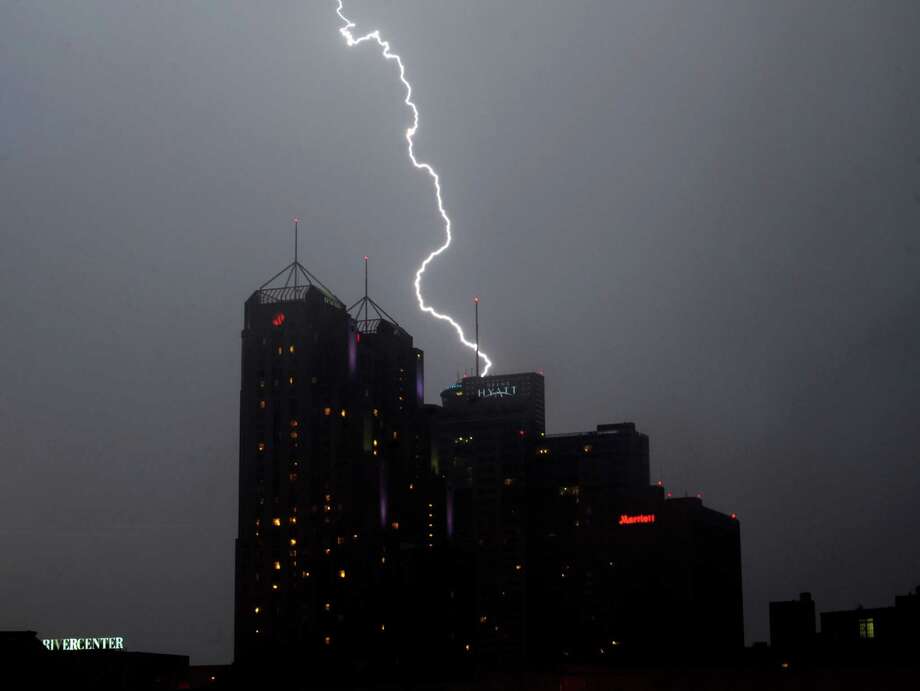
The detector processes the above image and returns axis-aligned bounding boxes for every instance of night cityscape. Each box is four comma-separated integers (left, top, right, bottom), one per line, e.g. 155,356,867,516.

2,1,919,690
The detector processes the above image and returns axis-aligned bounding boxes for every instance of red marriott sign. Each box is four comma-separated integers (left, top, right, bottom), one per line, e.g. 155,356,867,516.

618,513,655,525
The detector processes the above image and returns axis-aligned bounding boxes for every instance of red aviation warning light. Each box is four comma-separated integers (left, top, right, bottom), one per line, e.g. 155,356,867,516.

272,312,286,327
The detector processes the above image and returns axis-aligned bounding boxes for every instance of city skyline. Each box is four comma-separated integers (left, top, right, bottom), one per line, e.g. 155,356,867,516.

1,0,918,666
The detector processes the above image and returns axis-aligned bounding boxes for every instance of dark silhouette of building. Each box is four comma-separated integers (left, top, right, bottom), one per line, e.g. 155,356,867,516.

529,425,743,661
233,249,744,683
821,587,920,650
0,631,188,690
769,592,816,654
432,372,546,664
433,374,743,666
765,588,920,672
234,256,440,685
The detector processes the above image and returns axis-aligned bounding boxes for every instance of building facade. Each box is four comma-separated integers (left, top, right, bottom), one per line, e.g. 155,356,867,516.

234,262,440,684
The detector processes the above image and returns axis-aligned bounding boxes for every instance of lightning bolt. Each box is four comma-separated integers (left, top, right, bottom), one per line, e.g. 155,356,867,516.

335,0,493,376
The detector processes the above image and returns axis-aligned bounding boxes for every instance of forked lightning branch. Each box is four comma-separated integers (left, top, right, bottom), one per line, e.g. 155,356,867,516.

334,0,493,376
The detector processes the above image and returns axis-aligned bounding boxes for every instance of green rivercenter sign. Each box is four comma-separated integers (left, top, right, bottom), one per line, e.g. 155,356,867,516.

41,636,125,651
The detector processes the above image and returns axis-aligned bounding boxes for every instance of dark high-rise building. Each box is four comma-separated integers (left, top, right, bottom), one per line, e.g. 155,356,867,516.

434,390,743,664
234,257,438,683
433,372,545,663
529,424,743,660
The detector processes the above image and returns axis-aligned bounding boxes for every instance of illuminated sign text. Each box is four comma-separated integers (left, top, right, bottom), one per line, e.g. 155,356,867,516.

478,383,517,399
618,514,655,525
42,636,125,652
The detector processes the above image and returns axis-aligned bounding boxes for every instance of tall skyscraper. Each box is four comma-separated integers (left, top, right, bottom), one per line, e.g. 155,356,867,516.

234,256,438,684
433,372,545,663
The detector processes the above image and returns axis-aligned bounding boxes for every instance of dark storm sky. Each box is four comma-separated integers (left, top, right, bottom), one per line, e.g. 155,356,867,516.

1,0,918,663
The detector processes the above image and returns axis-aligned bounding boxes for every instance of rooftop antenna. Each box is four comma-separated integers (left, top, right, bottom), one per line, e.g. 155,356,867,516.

474,296,480,378
293,217,300,289
346,255,405,336
255,220,344,308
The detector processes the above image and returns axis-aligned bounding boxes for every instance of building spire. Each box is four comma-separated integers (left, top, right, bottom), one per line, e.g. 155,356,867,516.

255,219,344,308
347,255,405,335
474,296,480,378
293,217,300,288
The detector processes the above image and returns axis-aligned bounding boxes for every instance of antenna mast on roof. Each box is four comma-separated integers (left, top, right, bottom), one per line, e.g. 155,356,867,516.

474,296,480,378
293,217,300,288
347,255,404,336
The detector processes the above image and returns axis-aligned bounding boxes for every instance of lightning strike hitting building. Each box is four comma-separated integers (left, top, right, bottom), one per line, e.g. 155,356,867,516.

334,0,493,376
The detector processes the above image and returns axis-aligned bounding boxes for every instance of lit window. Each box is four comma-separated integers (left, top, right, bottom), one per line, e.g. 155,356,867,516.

391,522,399,530
290,431,298,439
338,569,346,579
273,561,281,571
259,400,266,409
272,517,281,527
276,346,283,356
289,538,297,546
379,624,386,632
514,563,523,572
324,636,331,645
272,584,279,590
257,442,266,453
289,516,297,525
408,483,415,491
302,570,311,578
254,607,260,614
340,409,347,418
289,376,295,385
323,407,332,416
289,345,295,354
583,444,592,453
290,419,299,428
336,536,345,545
372,408,379,417
324,548,331,555
858,618,875,639
324,602,331,611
